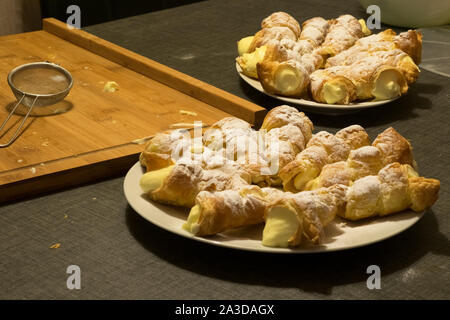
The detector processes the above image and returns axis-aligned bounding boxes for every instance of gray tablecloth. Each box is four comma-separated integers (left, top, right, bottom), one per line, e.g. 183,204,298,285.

1,0,449,299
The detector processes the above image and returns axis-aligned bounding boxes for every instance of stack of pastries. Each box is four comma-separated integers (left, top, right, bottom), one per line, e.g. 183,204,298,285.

236,12,422,104
139,106,440,248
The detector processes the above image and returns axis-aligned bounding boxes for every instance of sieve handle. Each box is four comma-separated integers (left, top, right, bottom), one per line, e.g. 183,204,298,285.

0,95,38,148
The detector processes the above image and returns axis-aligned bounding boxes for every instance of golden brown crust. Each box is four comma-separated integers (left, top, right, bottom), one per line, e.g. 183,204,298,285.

139,130,189,171
149,163,249,207
318,14,364,58
279,126,369,192
394,30,422,65
300,17,329,46
408,177,440,212
335,125,370,150
279,145,329,191
311,161,352,188
261,12,301,38
257,60,309,97
249,27,297,52
309,70,357,104
308,146,383,190
194,187,267,236
260,105,314,142
140,151,174,172
265,184,348,246
372,127,416,168
341,162,440,220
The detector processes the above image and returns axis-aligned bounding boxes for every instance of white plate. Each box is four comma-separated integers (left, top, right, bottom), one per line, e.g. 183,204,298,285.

124,162,424,253
236,63,400,115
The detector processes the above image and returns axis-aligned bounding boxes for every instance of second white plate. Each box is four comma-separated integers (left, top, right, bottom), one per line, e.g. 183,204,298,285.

236,63,400,115
124,162,424,254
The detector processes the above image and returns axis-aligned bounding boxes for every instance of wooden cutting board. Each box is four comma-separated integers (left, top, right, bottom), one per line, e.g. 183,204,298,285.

0,18,266,202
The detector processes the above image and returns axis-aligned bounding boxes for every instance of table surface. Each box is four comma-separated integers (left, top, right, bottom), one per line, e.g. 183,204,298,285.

1,0,449,300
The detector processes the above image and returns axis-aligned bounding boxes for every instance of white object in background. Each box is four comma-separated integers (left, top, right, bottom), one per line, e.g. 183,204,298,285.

419,26,450,78
359,0,450,28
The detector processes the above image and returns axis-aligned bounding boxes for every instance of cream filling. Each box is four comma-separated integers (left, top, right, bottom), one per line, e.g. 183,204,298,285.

262,205,300,248
147,142,160,152
274,65,302,94
238,45,267,78
304,176,320,191
293,163,319,191
183,204,201,234
405,164,419,178
323,81,346,104
139,165,174,193
372,69,402,100
103,81,119,92
358,19,371,36
237,36,255,56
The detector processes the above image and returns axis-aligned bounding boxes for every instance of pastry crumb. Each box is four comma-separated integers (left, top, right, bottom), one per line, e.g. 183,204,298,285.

169,122,207,129
30,167,36,174
179,110,198,116
103,81,119,92
17,159,23,163
50,243,61,249
132,135,153,145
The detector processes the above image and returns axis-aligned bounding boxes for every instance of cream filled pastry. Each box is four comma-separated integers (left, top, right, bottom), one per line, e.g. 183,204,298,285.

237,36,255,56
236,45,268,79
138,105,440,249
236,13,421,104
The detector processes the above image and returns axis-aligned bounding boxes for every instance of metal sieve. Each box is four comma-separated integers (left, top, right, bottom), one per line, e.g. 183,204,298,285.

0,62,73,147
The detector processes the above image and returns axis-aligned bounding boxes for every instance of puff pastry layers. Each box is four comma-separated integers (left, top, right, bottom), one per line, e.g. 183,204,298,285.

236,12,422,103
139,110,438,248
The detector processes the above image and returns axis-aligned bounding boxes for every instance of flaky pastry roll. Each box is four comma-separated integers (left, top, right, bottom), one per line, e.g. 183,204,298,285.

140,162,250,207
318,15,365,60
261,12,301,38
260,105,314,143
262,184,347,247
308,127,417,190
326,29,422,66
183,186,285,236
256,37,324,97
300,17,330,47
139,129,191,172
311,54,408,103
279,125,370,192
342,162,439,221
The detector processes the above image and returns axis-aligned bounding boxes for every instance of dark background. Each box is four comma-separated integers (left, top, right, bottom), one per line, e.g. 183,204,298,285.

40,0,205,27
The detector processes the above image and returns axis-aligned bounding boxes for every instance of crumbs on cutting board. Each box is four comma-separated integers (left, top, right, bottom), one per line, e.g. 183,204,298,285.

132,135,154,145
17,159,23,164
50,243,61,249
103,81,119,92
169,122,208,129
30,167,36,174
179,110,198,116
